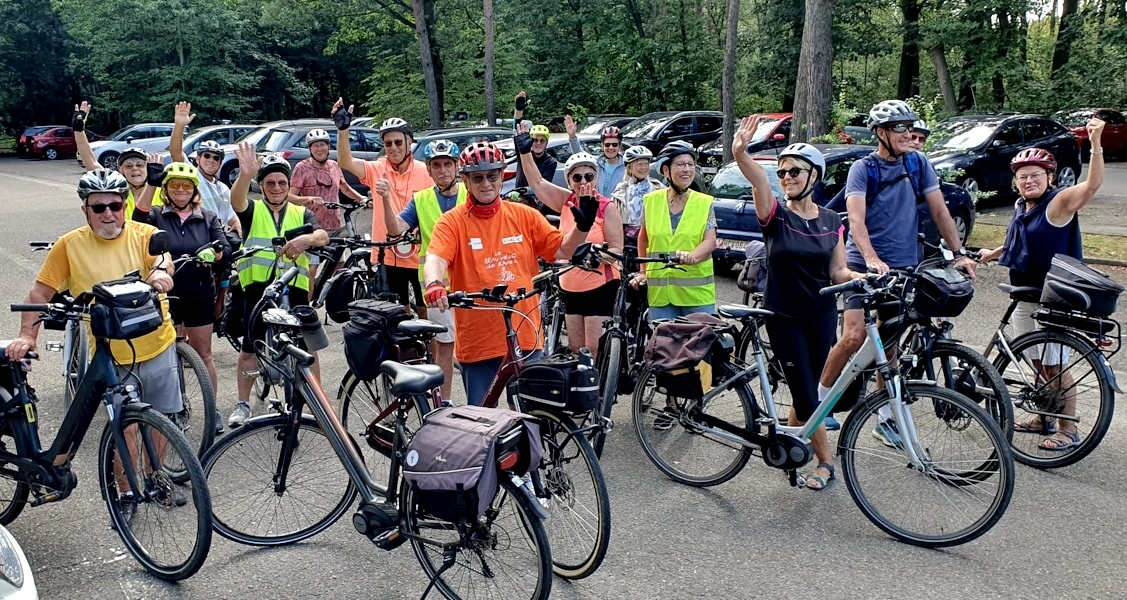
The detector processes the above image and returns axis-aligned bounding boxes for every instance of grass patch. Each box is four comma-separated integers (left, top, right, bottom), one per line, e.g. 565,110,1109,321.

969,223,1127,261
0,136,13,151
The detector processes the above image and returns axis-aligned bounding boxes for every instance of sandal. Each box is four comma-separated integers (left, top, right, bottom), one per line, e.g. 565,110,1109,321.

1039,431,1080,451
802,462,836,491
1015,417,1057,434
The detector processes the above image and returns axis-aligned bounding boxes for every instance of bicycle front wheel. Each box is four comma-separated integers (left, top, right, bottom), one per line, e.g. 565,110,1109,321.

98,405,212,580
529,409,611,579
839,384,1014,548
592,334,623,458
63,320,89,413
405,476,552,600
632,364,754,487
203,414,357,546
927,340,1013,440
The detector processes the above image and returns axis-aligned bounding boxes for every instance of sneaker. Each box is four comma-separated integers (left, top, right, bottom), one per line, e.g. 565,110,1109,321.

872,419,902,448
653,407,678,431
214,410,225,435
228,401,251,428
824,415,841,431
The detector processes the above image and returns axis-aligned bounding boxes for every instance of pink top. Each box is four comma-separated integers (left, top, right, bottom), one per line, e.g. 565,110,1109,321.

290,158,345,232
559,194,621,293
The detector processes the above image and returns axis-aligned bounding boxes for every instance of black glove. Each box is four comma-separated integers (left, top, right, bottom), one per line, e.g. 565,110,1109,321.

146,163,164,187
514,132,534,155
333,104,353,131
571,194,599,233
71,110,87,133
515,94,530,112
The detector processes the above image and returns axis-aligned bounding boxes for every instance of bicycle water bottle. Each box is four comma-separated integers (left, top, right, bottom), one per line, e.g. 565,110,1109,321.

578,347,594,369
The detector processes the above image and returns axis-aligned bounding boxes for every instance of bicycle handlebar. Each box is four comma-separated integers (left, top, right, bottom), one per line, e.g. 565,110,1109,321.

325,231,418,248
448,286,541,308
10,304,52,313
819,279,865,297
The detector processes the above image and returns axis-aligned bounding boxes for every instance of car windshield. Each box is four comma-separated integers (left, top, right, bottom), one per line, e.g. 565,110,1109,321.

930,121,998,150
708,160,783,200
106,126,136,141
621,114,671,138
258,130,292,152
1052,110,1094,127
236,127,269,145
747,119,781,143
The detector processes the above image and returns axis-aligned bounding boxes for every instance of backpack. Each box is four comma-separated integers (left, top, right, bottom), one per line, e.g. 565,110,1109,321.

403,405,543,524
827,151,927,210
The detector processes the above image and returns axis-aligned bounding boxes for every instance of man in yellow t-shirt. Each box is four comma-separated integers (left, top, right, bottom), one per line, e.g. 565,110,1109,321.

7,170,184,420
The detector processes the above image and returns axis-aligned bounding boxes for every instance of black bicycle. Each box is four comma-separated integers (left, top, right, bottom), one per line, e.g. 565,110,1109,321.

312,231,420,312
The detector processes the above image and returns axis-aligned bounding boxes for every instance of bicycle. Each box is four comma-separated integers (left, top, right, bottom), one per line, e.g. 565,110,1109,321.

632,272,1015,548
307,199,370,299
201,266,553,599
982,282,1120,468
446,285,611,580
535,260,568,355
312,231,420,312
6,280,213,580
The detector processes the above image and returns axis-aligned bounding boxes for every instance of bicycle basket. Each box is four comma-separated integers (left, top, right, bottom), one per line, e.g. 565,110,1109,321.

89,279,163,341
910,268,973,319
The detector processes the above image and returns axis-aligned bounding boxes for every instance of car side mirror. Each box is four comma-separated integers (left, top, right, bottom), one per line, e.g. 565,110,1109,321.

991,139,1006,149
148,231,171,256
125,136,135,144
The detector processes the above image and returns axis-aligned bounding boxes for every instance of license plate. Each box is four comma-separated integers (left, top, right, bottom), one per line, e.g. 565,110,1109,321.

701,166,718,174
716,238,748,252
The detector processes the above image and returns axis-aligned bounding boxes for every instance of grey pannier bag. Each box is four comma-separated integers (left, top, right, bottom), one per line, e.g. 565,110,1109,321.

402,405,543,524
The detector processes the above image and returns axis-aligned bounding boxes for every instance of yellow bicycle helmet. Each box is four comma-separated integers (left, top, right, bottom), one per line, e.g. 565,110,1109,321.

530,125,551,140
162,161,200,186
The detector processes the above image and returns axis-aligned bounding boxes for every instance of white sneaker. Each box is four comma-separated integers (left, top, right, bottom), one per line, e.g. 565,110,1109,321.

228,401,251,428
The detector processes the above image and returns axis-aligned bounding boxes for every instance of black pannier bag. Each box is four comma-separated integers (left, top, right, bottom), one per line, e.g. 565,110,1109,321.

735,240,767,294
89,279,164,340
515,354,600,413
322,268,359,324
1040,254,1124,316
403,405,543,524
910,268,974,319
342,299,410,380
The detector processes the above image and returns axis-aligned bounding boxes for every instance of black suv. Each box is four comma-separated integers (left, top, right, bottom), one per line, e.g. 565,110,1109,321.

620,110,724,153
928,114,1081,199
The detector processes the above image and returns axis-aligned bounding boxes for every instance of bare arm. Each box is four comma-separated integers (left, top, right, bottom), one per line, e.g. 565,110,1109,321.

690,229,718,264
170,101,194,163
339,176,365,202
924,188,976,276
383,190,411,236
829,237,865,283
74,101,101,171
554,227,591,261
845,193,882,270
1050,118,1106,220
17,282,57,341
732,116,775,222
602,203,625,254
516,138,569,211
230,142,259,213
331,98,365,179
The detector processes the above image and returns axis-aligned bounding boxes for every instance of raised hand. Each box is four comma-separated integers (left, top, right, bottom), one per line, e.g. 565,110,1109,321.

1087,117,1106,148
733,116,761,155
174,101,195,128
332,97,354,131
72,101,91,132
565,115,577,137
515,91,529,112
234,142,261,180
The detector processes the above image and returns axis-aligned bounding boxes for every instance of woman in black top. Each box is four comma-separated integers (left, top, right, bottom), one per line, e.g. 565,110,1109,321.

733,117,863,490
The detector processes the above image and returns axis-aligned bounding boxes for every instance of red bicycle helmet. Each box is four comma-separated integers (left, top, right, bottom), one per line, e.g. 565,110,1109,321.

459,141,506,173
1010,147,1057,173
601,126,622,141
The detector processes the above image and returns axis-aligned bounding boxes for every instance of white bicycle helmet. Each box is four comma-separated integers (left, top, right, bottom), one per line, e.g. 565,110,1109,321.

256,153,292,183
117,146,148,166
77,169,130,200
868,100,918,130
564,152,599,177
777,143,826,179
623,145,653,165
196,140,225,158
912,120,930,136
305,128,331,146
423,139,459,162
379,117,412,138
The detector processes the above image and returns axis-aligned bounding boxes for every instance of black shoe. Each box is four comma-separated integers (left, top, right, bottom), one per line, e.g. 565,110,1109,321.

112,493,137,531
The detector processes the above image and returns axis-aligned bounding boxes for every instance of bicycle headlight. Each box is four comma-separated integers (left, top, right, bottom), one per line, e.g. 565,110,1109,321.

0,525,27,589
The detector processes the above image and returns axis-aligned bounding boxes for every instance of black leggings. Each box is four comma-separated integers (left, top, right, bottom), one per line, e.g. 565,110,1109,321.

765,310,837,422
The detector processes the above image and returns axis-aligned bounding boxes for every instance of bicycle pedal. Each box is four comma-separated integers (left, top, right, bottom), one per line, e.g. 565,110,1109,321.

44,342,63,353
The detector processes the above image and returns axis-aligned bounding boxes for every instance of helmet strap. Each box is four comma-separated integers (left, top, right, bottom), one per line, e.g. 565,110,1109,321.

467,192,501,219
437,180,458,195
786,176,816,202
877,128,903,159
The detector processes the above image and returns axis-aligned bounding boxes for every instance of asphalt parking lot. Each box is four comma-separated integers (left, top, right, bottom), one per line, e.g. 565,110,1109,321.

1,156,1126,600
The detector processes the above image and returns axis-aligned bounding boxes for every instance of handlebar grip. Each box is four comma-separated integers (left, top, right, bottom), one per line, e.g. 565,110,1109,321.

284,344,316,367
447,291,468,305
819,279,863,297
10,304,50,313
279,266,301,287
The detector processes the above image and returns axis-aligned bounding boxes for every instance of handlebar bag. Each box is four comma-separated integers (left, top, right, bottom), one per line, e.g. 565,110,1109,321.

342,299,410,380
1040,254,1124,316
89,279,163,340
515,354,600,413
323,268,358,323
403,405,543,524
735,240,767,293
910,268,974,319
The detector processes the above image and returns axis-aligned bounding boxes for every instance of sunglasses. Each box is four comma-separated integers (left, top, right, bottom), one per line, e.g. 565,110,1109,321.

776,167,809,180
884,123,912,133
87,202,124,214
469,171,501,184
166,180,195,191
571,173,596,183
603,142,620,148
384,139,406,147
200,152,222,161
910,134,927,142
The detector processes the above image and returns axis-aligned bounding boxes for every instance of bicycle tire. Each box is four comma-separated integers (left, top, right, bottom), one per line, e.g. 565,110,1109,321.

0,417,29,525
838,384,1014,548
98,404,213,580
528,408,611,580
736,325,791,420
632,364,754,487
923,340,1013,439
338,370,426,485
592,335,623,458
405,476,552,600
63,320,88,414
202,414,358,546
991,328,1114,469
173,341,217,462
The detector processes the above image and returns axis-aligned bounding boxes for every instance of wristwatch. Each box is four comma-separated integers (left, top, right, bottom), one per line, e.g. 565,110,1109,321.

955,248,969,258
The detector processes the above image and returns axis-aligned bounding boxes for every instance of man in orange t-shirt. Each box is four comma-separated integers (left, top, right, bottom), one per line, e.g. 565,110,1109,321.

333,99,434,310
424,141,599,406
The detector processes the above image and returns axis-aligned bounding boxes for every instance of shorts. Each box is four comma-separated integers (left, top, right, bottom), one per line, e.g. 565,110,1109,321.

1013,301,1071,366
386,266,424,308
562,281,619,317
169,295,216,328
427,303,456,344
116,343,184,415
239,283,311,354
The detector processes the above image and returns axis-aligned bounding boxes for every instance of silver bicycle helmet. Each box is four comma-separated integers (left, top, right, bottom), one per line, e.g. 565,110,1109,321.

623,145,653,164
196,140,225,158
564,152,599,177
77,169,130,200
305,128,331,146
912,120,931,136
380,117,413,138
868,100,918,130
256,153,292,183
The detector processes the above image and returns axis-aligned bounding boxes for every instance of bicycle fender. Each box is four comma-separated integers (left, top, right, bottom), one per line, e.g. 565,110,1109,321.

1099,355,1123,394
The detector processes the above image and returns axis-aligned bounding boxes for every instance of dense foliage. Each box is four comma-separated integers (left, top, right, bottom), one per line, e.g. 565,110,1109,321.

1,0,1124,135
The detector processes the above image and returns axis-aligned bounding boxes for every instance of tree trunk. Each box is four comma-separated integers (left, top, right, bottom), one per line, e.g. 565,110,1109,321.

993,12,1010,107
423,0,445,121
484,0,496,126
929,44,958,114
721,0,740,163
1050,0,1059,32
897,0,921,99
624,0,647,38
1051,0,1080,76
412,0,442,128
792,0,834,142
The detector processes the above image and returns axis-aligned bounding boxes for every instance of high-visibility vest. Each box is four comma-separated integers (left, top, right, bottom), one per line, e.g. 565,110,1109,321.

125,190,136,220
237,200,311,291
643,189,715,307
415,185,467,281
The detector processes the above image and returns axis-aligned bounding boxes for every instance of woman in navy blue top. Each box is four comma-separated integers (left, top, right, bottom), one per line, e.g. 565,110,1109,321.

981,118,1108,451
733,117,864,491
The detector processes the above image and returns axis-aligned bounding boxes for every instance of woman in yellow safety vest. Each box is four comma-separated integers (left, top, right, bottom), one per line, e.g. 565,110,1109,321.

635,141,717,321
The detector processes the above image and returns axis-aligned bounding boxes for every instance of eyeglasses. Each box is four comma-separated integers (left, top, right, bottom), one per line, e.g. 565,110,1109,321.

910,134,927,143
384,139,406,147
87,202,124,214
776,167,809,180
1016,172,1047,183
262,180,289,189
200,153,222,161
884,123,912,133
570,172,596,183
469,171,502,185
603,142,620,148
166,180,195,191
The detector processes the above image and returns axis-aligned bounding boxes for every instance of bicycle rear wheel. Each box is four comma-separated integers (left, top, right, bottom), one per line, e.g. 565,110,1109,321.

925,340,1013,440
529,409,611,579
98,404,212,580
632,364,754,487
839,384,1014,548
0,418,29,525
164,342,216,482
339,371,426,485
202,414,357,546
992,329,1114,469
405,476,552,600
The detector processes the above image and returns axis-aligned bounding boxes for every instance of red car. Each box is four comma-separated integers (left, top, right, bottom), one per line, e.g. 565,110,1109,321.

21,126,102,160
1051,108,1127,161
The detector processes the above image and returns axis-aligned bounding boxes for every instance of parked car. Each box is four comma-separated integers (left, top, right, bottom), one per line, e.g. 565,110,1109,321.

842,114,876,146
620,110,724,153
214,119,334,186
84,123,180,171
927,114,1082,200
493,133,601,195
21,126,101,160
410,127,513,161
698,113,793,186
1051,108,1127,161
151,124,257,165
247,124,385,196
0,523,38,599
580,115,637,135
707,144,976,270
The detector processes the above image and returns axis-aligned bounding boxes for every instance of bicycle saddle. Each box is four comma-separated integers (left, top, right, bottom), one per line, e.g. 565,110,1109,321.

380,361,445,396
351,248,372,262
396,319,448,336
997,284,1041,303
0,342,37,361
716,304,774,320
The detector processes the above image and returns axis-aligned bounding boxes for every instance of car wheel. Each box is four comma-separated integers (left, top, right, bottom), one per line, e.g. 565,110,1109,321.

952,208,970,245
44,148,58,160
221,164,239,187
101,152,120,171
1057,165,1078,188
959,175,980,195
